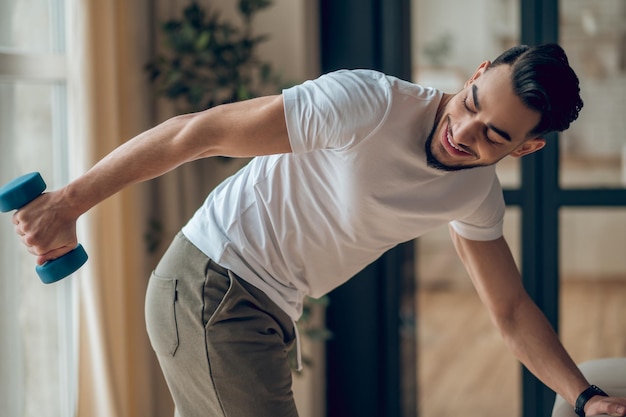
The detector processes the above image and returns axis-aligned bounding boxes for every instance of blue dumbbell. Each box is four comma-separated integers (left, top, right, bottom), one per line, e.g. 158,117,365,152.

0,172,88,284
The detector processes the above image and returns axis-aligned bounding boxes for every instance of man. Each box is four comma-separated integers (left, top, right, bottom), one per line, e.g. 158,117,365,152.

13,44,626,417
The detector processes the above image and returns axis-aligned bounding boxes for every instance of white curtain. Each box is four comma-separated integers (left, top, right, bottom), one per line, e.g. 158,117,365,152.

68,1,173,416
68,1,246,416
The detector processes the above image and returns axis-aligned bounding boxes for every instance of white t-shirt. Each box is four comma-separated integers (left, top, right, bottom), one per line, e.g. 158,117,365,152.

182,69,505,320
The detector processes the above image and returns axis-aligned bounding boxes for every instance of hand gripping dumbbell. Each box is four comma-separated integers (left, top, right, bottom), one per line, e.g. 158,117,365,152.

0,172,88,284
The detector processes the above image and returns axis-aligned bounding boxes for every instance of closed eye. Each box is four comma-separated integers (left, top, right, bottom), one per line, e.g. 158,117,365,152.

461,96,499,145
462,97,474,113
471,84,512,142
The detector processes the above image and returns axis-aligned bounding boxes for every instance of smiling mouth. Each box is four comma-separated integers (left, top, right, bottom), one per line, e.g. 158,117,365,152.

447,129,465,152
441,118,473,157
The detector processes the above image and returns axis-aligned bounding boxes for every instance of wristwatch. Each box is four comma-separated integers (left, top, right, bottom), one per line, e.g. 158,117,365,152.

574,385,608,417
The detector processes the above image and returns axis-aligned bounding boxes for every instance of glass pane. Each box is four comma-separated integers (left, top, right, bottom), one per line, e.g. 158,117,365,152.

559,0,626,188
416,208,522,417
411,0,521,188
559,208,626,362
410,1,522,416
0,81,73,417
0,0,65,54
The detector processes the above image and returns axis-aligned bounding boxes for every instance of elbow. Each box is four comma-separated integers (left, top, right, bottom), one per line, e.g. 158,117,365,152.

488,292,532,344
491,308,518,338
488,306,524,355
169,110,222,160
489,303,517,335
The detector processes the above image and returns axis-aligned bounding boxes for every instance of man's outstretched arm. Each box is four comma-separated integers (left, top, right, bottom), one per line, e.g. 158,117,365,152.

13,95,290,264
450,227,626,417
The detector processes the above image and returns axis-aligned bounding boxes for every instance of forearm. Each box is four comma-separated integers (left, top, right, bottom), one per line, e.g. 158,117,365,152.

452,232,587,405
496,297,626,416
495,294,589,406
13,95,290,264
64,114,201,217
63,94,289,218
453,231,626,416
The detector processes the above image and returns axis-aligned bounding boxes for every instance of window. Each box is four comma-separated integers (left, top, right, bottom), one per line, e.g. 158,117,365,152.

410,1,522,416
0,1,76,416
559,0,626,189
558,0,626,369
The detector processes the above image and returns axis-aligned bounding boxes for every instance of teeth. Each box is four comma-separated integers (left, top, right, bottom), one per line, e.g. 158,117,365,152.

447,130,464,152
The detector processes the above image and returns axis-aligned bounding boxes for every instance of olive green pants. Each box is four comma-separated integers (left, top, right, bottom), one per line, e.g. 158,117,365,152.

145,232,299,417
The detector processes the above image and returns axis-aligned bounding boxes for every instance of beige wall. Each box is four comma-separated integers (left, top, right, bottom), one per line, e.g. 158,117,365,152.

208,0,321,83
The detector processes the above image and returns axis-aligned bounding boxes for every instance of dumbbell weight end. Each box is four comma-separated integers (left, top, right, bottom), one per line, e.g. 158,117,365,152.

0,172,46,212
36,244,89,284
0,172,89,283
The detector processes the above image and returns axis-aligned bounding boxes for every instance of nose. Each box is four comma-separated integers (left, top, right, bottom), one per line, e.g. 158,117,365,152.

454,117,482,148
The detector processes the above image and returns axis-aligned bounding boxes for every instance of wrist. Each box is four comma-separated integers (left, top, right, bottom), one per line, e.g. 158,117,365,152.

574,385,608,417
59,185,86,220
62,178,100,218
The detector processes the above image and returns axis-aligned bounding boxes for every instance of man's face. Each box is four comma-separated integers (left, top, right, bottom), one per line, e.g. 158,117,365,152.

426,63,545,172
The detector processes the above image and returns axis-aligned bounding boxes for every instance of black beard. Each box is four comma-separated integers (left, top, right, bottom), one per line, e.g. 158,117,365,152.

424,121,482,172
424,124,466,172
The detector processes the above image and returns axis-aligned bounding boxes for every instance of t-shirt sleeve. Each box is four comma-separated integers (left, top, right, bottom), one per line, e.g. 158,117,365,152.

282,70,391,153
449,175,505,241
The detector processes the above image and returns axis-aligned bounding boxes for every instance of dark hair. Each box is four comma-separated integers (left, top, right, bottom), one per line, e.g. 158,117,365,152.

489,43,583,136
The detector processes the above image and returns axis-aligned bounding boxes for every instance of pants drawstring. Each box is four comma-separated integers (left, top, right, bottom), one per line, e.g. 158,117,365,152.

293,319,303,372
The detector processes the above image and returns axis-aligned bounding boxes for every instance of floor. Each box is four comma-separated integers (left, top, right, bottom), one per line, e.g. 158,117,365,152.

417,280,626,417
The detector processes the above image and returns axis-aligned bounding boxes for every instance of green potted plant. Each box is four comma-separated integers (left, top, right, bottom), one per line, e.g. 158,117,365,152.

146,0,283,114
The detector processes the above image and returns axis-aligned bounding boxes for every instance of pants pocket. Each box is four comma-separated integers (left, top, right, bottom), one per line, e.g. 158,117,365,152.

145,272,179,356
202,267,233,328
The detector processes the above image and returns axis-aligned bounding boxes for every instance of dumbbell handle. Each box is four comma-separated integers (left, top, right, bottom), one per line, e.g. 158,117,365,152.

0,172,88,283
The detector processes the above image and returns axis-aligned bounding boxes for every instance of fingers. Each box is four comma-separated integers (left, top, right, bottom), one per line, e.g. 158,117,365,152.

13,211,29,238
9,191,80,265
12,215,77,262
588,397,626,417
608,402,626,416
12,213,23,236
36,245,76,265
25,240,78,264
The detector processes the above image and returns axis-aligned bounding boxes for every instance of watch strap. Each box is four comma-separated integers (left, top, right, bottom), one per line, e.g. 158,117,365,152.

574,385,608,417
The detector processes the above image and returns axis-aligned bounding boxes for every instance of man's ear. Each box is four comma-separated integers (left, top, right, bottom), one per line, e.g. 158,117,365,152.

464,61,491,88
510,137,546,158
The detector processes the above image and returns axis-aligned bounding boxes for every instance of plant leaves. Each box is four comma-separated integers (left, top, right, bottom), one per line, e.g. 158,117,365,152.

146,0,284,114
195,31,211,51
